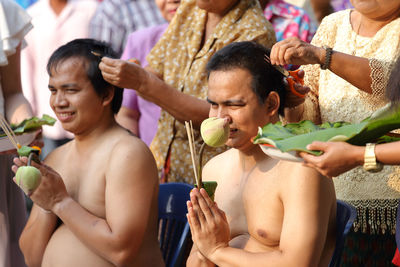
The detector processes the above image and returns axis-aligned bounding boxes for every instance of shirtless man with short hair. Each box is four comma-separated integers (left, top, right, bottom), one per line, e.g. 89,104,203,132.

15,39,164,267
187,41,336,267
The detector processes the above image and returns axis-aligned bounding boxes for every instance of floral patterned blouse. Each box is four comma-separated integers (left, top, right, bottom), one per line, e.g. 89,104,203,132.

147,0,276,184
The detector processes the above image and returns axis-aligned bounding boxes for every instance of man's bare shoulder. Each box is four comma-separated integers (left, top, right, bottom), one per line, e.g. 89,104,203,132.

107,128,158,182
276,160,335,200
43,140,73,166
202,148,235,183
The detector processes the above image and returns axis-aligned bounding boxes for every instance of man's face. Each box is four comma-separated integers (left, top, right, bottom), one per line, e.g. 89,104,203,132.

48,57,105,135
207,68,274,152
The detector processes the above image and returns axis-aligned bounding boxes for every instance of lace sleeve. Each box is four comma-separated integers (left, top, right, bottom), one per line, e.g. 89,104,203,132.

369,58,394,99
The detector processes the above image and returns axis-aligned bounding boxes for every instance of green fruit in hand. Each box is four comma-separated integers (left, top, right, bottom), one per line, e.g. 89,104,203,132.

15,166,41,195
200,117,229,147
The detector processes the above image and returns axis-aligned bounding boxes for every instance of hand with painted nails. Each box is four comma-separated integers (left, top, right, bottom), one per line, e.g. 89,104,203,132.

187,188,230,261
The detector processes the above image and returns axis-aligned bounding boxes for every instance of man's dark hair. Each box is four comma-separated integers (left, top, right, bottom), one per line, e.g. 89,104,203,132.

46,38,123,114
206,41,286,115
386,56,400,104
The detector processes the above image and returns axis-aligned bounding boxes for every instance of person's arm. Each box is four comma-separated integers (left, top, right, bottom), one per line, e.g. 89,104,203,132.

14,139,159,266
270,37,373,94
300,140,400,178
310,0,333,23
18,204,59,267
188,166,333,267
1,45,33,124
116,106,140,135
99,58,210,128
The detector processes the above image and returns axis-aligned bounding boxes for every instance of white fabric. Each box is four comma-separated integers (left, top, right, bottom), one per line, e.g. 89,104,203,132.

0,0,32,117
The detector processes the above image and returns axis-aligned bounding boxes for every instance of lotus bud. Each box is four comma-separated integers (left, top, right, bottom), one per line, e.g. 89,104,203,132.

200,117,229,147
15,166,41,195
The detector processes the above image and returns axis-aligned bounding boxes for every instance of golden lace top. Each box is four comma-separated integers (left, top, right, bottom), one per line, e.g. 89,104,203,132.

300,10,400,234
147,0,276,183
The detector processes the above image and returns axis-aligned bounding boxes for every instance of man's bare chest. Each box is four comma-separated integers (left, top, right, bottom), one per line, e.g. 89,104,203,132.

54,157,107,217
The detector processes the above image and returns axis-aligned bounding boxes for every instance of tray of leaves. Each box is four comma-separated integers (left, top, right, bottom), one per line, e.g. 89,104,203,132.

253,104,400,161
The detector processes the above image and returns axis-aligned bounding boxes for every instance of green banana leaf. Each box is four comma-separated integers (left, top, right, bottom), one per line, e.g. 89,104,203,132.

253,104,400,156
0,114,56,137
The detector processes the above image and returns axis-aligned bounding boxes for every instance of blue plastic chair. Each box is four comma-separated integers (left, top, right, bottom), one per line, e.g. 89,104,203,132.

158,182,193,267
329,200,357,267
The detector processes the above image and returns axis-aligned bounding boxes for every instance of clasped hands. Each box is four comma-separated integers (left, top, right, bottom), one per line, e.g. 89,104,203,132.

12,156,68,212
187,188,230,261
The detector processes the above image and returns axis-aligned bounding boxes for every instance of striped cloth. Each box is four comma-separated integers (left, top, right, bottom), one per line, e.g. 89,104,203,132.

89,0,165,56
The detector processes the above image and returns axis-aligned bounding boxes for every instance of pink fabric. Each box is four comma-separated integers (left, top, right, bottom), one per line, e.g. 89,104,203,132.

121,23,168,146
264,0,315,43
21,0,98,140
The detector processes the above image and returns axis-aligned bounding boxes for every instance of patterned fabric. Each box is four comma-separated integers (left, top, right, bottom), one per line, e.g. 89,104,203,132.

147,0,276,184
341,228,396,267
300,10,400,234
263,0,315,43
89,0,165,56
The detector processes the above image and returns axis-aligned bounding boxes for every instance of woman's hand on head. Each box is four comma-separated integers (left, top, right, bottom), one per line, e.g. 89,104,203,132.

270,37,324,66
99,57,146,90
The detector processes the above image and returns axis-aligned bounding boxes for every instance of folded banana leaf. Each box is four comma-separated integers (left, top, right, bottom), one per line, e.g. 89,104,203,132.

253,104,400,156
0,114,56,137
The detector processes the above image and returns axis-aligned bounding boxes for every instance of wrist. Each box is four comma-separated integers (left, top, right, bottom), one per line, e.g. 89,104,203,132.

354,146,365,167
52,196,73,215
316,46,326,66
209,245,228,264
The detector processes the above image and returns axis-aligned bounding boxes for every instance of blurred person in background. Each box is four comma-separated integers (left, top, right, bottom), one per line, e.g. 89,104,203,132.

260,0,315,43
89,0,165,56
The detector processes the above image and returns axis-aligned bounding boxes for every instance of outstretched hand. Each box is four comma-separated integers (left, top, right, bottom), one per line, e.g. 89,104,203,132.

187,188,230,261
299,141,364,178
12,156,68,211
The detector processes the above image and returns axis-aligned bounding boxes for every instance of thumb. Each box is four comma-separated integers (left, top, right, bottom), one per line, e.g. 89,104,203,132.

306,141,329,152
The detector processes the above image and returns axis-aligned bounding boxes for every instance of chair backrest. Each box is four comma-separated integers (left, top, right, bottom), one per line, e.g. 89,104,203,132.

158,182,193,267
329,200,357,267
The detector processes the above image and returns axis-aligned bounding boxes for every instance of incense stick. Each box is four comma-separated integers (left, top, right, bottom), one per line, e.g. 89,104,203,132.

185,121,201,188
0,114,19,149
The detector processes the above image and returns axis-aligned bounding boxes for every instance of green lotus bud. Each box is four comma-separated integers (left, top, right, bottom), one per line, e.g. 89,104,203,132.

200,117,229,147
15,166,41,195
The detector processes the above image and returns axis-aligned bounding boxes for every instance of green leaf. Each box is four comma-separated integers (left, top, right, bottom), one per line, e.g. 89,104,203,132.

0,114,56,137
253,104,400,155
